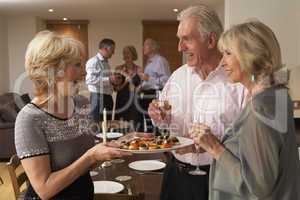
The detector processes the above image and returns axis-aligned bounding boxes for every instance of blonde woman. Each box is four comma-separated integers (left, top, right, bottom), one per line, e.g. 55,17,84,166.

190,21,300,200
15,31,130,200
113,46,143,122
116,45,143,88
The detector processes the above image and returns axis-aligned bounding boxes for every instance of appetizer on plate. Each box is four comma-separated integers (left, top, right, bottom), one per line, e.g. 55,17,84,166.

120,135,180,150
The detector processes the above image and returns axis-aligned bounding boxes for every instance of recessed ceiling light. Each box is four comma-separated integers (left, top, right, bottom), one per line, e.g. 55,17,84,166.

173,8,179,13
63,18,68,21
48,8,54,12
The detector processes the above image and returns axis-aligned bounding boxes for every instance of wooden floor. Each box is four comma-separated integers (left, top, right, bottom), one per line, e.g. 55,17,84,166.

0,162,25,200
0,162,14,200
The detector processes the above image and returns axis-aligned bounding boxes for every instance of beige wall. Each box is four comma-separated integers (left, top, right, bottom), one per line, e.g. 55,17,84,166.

2,19,144,96
0,16,9,94
88,20,143,68
225,0,300,117
7,16,37,96
215,3,225,26
3,9,228,95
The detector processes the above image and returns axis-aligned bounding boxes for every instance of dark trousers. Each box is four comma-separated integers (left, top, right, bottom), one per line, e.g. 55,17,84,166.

115,83,139,122
160,155,210,200
137,89,157,132
90,92,113,122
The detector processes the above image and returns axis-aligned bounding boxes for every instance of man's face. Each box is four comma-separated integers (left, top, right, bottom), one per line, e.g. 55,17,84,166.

143,39,153,56
177,17,210,68
103,45,115,59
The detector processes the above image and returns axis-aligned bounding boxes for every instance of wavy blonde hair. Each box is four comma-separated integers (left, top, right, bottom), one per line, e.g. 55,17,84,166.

123,45,138,61
25,30,84,97
218,20,283,84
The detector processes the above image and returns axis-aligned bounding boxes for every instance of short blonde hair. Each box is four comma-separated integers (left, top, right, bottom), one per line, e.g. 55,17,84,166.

25,30,84,96
123,45,138,61
218,20,282,83
177,4,223,41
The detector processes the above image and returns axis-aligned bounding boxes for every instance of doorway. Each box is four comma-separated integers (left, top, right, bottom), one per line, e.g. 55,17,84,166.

142,20,182,72
46,20,89,58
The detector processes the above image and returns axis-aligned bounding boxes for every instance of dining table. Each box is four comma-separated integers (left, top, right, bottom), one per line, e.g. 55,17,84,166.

91,119,177,200
92,150,166,200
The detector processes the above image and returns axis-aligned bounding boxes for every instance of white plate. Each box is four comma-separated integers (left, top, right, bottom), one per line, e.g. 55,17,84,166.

118,136,194,154
129,160,166,171
93,181,124,194
96,132,124,139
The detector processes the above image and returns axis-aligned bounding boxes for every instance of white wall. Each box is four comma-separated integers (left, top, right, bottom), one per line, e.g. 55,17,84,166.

225,0,300,116
0,16,9,94
88,20,143,68
7,16,37,96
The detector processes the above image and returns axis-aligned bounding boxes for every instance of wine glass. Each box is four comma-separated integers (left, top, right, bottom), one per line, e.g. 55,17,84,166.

156,91,171,138
188,113,207,176
101,121,113,168
115,175,133,195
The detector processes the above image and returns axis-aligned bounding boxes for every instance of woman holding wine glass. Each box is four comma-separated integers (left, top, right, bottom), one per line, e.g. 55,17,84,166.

188,112,220,176
190,21,300,200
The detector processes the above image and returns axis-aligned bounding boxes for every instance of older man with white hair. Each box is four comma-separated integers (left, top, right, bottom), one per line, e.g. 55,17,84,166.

138,38,171,131
148,4,246,200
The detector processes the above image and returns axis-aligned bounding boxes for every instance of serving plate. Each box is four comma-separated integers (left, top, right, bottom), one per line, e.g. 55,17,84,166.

117,136,193,154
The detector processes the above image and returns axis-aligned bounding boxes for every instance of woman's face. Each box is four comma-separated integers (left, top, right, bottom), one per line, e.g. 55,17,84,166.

220,49,245,83
123,48,133,63
56,59,86,97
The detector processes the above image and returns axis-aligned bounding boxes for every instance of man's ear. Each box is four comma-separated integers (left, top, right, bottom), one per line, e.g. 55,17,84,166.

207,32,217,50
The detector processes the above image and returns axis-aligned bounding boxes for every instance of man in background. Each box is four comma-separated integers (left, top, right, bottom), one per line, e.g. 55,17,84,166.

86,38,116,122
139,38,171,132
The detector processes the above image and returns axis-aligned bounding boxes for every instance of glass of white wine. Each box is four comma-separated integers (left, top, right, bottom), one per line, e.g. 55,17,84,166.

189,113,207,176
156,91,172,137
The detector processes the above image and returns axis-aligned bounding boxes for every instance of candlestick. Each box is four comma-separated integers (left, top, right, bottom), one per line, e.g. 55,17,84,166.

103,108,107,123
102,108,107,144
102,121,107,144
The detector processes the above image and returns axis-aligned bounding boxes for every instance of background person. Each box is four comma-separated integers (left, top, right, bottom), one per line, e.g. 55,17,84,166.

86,38,116,122
139,38,171,132
113,45,143,124
190,20,300,200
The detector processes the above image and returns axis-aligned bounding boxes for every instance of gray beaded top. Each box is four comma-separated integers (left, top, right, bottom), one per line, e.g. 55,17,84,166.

14,98,95,171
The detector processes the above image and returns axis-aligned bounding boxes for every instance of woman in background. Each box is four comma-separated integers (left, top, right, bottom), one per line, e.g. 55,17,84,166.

116,45,143,88
190,21,300,200
15,31,130,200
113,45,142,124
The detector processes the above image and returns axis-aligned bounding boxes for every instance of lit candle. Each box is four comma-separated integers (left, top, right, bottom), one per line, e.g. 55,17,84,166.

103,108,107,123
102,121,107,144
102,108,107,144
